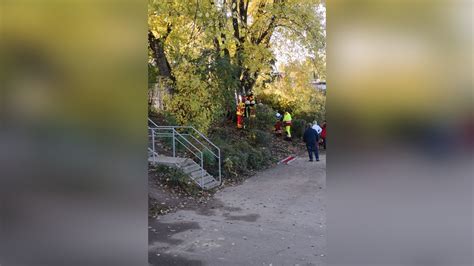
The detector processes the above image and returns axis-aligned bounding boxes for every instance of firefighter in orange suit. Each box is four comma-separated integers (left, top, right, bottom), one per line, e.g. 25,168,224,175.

236,99,246,129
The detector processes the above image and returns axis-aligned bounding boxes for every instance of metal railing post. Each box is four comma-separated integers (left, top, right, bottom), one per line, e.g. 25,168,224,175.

200,152,204,188
148,121,222,189
218,149,221,183
152,129,156,162
172,129,176,158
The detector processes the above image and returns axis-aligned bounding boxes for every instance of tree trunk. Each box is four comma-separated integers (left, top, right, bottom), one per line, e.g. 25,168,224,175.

148,30,175,95
241,69,258,94
152,82,165,110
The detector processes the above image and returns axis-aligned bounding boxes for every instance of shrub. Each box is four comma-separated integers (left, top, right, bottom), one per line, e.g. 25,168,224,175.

162,111,178,126
151,165,201,195
203,149,219,176
203,149,217,167
261,147,274,164
224,152,249,178
218,136,275,178
292,119,307,139
219,140,255,178
250,129,272,147
210,126,233,142
153,165,186,185
254,104,276,131
247,149,262,169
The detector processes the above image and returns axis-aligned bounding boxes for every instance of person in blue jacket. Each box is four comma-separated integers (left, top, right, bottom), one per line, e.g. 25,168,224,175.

303,123,319,162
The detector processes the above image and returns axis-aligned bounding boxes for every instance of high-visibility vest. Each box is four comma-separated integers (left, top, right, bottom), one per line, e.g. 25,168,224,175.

283,112,292,126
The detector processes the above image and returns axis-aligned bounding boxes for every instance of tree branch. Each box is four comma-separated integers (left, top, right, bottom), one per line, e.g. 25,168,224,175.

148,27,175,86
231,0,240,41
239,0,248,28
254,0,286,44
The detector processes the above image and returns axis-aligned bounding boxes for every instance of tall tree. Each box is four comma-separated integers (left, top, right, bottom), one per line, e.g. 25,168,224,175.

148,0,325,130
217,0,324,94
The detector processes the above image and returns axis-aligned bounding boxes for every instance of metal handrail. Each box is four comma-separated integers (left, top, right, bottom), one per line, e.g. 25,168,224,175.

148,119,222,187
148,118,220,152
149,128,202,160
184,134,219,158
172,129,201,155
148,147,157,162
149,127,204,187
149,126,220,158
174,134,202,159
148,118,159,128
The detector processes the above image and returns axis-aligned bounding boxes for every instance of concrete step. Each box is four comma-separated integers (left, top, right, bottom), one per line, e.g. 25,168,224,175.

189,169,208,179
192,174,215,185
149,154,220,190
148,155,187,166
203,183,219,190
203,177,218,186
180,159,197,168
203,180,219,190
182,164,201,174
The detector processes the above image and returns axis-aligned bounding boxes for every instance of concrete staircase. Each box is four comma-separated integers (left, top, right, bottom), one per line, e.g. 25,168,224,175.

148,153,220,190
148,119,222,190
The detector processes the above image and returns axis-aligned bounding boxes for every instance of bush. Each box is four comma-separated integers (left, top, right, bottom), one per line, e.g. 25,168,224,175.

292,119,307,139
223,156,238,178
220,144,244,178
261,147,274,163
296,111,326,126
218,136,275,178
153,165,186,185
221,141,248,177
210,126,233,142
250,129,272,147
224,152,249,178
152,165,201,195
247,149,263,169
203,149,217,167
247,147,273,170
254,104,276,131
203,149,219,176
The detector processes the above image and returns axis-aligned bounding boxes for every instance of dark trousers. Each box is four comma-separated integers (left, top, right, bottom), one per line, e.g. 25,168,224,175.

306,143,319,161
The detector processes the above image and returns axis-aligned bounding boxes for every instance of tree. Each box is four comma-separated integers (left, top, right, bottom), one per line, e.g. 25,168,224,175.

256,59,326,122
147,0,326,130
215,0,325,94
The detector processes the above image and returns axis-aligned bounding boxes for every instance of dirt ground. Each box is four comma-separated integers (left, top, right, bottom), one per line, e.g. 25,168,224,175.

148,133,309,218
149,150,326,265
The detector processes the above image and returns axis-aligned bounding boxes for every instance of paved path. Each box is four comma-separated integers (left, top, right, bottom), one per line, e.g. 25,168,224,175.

149,154,326,266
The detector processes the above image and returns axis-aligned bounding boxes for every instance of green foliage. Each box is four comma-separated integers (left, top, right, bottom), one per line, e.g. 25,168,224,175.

165,61,225,133
161,111,178,126
155,164,206,195
210,126,233,143
291,119,307,139
250,129,272,147
147,1,325,177
148,0,326,135
212,128,274,179
254,104,276,131
148,63,157,84
152,165,199,194
247,147,272,170
256,60,326,124
203,149,218,176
